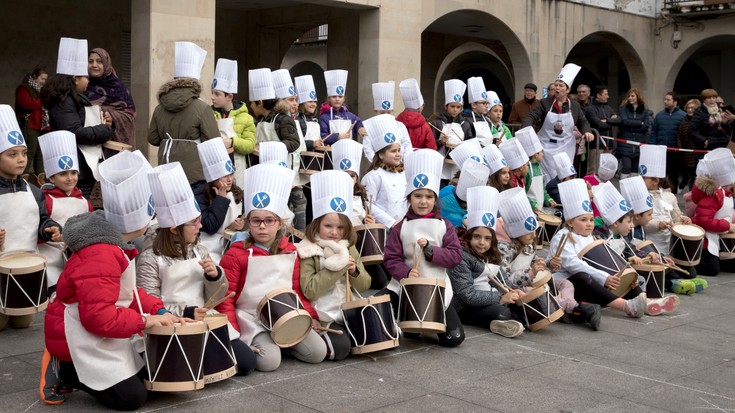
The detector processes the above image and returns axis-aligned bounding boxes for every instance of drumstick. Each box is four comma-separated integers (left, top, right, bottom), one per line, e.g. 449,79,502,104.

204,292,235,310
553,233,568,259
368,194,373,216
202,282,226,310
488,276,509,294
315,325,344,335
346,120,357,136
345,269,352,303
427,120,462,141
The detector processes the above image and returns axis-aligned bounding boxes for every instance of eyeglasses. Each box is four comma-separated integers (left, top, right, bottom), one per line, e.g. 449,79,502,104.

183,216,202,227
248,217,279,227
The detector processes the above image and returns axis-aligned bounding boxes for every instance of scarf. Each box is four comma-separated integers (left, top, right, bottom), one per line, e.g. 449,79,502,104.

86,48,136,111
705,104,722,126
380,163,404,173
21,74,50,130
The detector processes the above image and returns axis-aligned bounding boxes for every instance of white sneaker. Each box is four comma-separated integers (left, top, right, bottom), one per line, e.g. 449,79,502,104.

625,293,647,318
490,320,524,338
645,295,680,316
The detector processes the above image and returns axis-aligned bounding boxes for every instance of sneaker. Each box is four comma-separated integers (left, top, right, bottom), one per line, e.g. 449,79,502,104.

670,279,696,295
39,349,65,405
573,302,602,331
646,295,680,316
490,320,524,338
624,293,647,318
691,278,708,293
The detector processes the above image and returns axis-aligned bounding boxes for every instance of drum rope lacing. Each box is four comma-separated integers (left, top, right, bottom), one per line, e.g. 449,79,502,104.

670,237,703,263
397,283,446,327
260,296,305,330
357,228,385,257
1,267,47,309
342,291,399,347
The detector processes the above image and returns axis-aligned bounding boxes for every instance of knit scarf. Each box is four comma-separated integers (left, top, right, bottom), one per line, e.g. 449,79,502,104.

22,74,50,130
705,104,722,126
381,163,404,173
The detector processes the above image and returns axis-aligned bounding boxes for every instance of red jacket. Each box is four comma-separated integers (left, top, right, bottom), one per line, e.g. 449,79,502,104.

691,175,732,240
15,85,46,131
43,186,94,218
216,236,317,334
396,110,437,150
45,245,165,361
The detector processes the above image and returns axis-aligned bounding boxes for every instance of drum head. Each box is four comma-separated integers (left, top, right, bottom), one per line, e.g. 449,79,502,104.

610,268,638,297
0,252,47,274
271,310,312,348
671,224,705,240
530,270,552,289
538,213,561,225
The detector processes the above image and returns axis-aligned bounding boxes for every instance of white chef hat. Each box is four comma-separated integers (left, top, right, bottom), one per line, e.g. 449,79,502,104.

449,139,486,169
99,150,154,234
243,163,295,218
597,153,618,182
557,63,582,88
466,186,500,230
259,141,289,168
212,58,238,94
482,143,508,175
554,152,577,180
498,187,538,238
487,91,501,108
592,181,632,225
399,78,424,110
466,77,488,104
559,178,593,220
456,160,490,202
444,79,466,105
148,162,201,228
404,149,443,197
703,147,735,187
363,114,401,155
295,75,317,104
498,138,528,170
0,105,26,153
272,69,296,100
638,145,667,178
311,170,353,220
332,139,362,174
174,41,207,80
197,138,234,183
248,68,275,102
324,69,348,97
56,37,88,76
38,131,78,177
619,175,653,214
515,126,543,158
372,82,395,111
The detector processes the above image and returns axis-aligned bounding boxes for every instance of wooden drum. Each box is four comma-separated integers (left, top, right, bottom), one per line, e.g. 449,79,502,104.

719,232,735,260
143,322,206,392
516,284,564,331
0,252,48,315
537,213,562,246
202,314,237,384
397,278,446,334
102,140,133,152
256,289,313,348
341,294,399,355
633,263,666,299
578,240,638,297
299,151,324,175
668,224,704,266
315,146,333,170
355,223,387,265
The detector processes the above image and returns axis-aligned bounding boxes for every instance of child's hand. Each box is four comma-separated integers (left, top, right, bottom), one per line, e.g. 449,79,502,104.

199,258,218,277
45,226,63,242
228,217,245,231
681,216,692,225
193,307,208,321
339,132,350,140
531,258,546,276
357,127,367,137
729,223,735,233
312,319,320,331
417,238,428,248
648,252,661,262
408,268,420,278
500,291,519,304
213,182,228,197
629,256,643,266
604,275,621,290
549,256,562,273
347,256,357,275
315,139,324,147
145,313,178,328
658,221,671,230
549,200,558,208
663,256,675,266
364,214,376,225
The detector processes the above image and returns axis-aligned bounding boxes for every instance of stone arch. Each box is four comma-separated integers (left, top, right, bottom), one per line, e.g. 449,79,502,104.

665,34,735,102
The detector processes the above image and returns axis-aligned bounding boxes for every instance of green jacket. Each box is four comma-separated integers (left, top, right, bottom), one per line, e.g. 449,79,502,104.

524,160,553,210
213,101,256,155
297,239,370,300
491,122,512,142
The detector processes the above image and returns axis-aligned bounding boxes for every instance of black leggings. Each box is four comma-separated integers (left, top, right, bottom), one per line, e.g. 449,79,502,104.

385,289,465,347
59,362,147,411
567,272,642,307
457,304,516,329
321,323,352,361
696,249,735,277
365,264,389,290
231,339,257,376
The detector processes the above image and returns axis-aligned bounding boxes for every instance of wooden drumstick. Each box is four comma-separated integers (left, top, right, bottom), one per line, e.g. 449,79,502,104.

202,282,226,309
315,325,344,335
553,233,568,259
204,292,236,311
345,269,352,303
427,121,462,141
426,121,444,134
368,194,373,216
488,276,509,293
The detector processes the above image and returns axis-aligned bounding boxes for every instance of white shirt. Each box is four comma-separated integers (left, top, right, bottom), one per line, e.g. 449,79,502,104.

361,168,408,228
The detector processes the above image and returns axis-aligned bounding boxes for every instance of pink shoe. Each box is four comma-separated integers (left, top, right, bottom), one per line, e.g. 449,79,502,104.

645,295,680,316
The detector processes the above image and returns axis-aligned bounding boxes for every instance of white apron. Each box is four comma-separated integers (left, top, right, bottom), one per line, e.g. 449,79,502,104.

235,251,297,345
217,118,237,140
706,190,733,256
158,249,204,311
441,123,464,180
471,112,492,147
161,135,201,165
388,219,453,309
537,102,575,185
64,255,143,391
312,256,347,324
80,106,105,181
199,192,241,263
477,263,501,293
509,250,536,287
255,120,279,143
607,235,627,257
527,166,545,209
329,119,352,138
291,120,309,185
649,189,674,252
302,119,321,142
0,183,39,253
38,195,89,287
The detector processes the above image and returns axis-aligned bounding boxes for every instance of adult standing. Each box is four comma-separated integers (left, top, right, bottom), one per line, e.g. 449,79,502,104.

148,42,219,184
575,84,591,109
523,64,594,183
583,85,620,175
688,88,734,152
508,83,540,124
652,91,685,193
676,99,701,191
616,88,653,179
15,67,50,180
86,48,136,150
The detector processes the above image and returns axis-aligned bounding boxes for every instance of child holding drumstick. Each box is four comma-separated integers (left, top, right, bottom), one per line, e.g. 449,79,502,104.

383,149,464,347
482,143,512,193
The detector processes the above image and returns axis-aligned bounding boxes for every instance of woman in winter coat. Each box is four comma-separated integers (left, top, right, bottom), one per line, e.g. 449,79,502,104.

15,67,50,177
616,88,653,178
676,99,701,191
688,88,734,152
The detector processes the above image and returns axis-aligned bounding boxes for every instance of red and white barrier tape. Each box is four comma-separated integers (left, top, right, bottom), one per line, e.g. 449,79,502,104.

598,135,710,154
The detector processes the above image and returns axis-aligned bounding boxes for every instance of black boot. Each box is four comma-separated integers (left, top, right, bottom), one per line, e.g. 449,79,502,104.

571,302,601,331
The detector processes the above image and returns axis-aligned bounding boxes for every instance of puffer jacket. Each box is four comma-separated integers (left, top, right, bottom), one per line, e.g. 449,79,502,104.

213,100,256,156
688,105,734,151
438,185,466,227
396,109,437,150
616,103,653,158
44,211,166,361
319,103,364,144
148,78,220,183
264,100,301,153
691,175,732,242
652,107,685,147
448,250,507,312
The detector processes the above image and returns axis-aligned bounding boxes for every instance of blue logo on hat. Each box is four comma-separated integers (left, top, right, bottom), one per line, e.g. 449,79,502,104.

253,192,270,209
384,133,396,144
524,216,538,231
340,159,352,170
501,158,508,166
619,199,631,212
482,212,495,227
381,100,391,110
194,200,201,212
470,155,481,164
413,173,429,188
336,86,345,95
481,91,487,99
646,195,653,208
277,161,287,168
211,79,217,89
330,197,346,212
58,156,73,170
582,200,592,213
570,166,576,174
453,94,462,102
483,155,489,165
639,165,647,175
309,91,317,100
225,160,234,174
7,130,24,146
147,196,155,217
288,86,295,96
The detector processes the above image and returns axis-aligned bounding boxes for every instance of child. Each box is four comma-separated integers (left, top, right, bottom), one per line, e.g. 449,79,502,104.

195,137,245,263
42,150,178,409
463,77,493,146
592,181,680,315
297,171,370,360
0,105,61,333
361,114,408,228
516,126,557,213
498,138,529,189
498,187,601,330
483,143,512,192
548,178,648,318
487,91,512,144
383,149,464,347
431,79,472,182
363,81,413,162
396,78,437,150
319,69,366,145
448,186,525,338
211,58,256,188
546,152,577,206
583,153,618,219
439,159,489,227
294,75,320,223
216,164,326,372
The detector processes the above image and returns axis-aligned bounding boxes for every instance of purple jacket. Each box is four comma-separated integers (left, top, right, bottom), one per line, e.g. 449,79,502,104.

319,103,364,145
384,210,463,281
